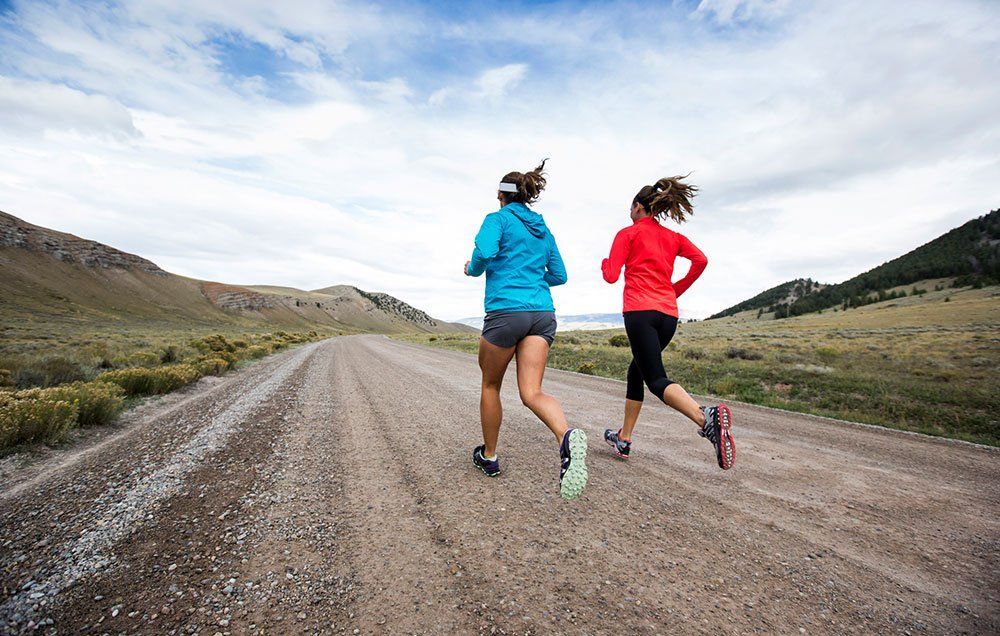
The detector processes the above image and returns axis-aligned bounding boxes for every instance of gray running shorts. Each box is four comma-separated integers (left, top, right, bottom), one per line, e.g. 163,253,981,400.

481,311,557,348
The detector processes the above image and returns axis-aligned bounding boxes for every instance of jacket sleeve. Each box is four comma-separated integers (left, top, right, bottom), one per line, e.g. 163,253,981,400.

466,213,503,277
672,234,708,297
544,235,568,287
601,228,630,283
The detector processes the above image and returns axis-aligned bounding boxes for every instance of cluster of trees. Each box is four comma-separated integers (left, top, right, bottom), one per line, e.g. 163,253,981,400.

774,210,998,319
709,278,821,319
730,210,999,321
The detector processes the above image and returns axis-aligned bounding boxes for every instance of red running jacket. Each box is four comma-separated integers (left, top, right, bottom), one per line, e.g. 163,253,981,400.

601,217,708,316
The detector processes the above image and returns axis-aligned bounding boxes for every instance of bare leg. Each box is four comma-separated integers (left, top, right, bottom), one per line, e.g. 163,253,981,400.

478,337,516,457
662,383,705,429
514,336,569,443
621,399,642,440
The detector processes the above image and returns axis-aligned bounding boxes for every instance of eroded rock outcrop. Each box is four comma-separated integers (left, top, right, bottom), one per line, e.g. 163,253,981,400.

0,211,166,276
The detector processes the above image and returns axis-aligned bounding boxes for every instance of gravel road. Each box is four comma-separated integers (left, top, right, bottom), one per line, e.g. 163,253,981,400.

1,335,997,635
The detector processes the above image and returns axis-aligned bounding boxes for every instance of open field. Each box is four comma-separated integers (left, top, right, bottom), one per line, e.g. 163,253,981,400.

401,283,1000,446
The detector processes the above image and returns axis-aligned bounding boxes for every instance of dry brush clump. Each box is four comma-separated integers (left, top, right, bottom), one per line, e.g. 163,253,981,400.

608,334,630,348
0,391,77,449
97,364,202,397
40,381,126,427
1,329,328,451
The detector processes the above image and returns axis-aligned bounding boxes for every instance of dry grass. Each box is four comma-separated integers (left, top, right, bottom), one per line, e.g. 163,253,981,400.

0,328,332,452
399,284,1000,446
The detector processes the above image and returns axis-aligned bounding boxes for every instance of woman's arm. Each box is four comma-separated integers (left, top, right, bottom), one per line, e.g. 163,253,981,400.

672,234,708,297
466,213,503,277
544,236,568,286
601,228,630,283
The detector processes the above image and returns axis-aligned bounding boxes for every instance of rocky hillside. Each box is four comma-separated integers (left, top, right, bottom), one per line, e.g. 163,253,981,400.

0,211,467,334
0,211,165,276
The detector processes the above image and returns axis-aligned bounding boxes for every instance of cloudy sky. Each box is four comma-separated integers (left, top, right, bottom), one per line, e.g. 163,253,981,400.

1,0,998,320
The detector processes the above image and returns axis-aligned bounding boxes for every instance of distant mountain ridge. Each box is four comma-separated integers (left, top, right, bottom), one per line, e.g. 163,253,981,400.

0,211,469,334
709,209,999,320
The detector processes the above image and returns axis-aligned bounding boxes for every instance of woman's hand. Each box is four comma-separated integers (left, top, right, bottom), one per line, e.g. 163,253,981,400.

463,260,471,276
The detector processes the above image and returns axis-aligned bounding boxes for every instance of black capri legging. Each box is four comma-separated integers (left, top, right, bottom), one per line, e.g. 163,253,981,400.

624,310,679,402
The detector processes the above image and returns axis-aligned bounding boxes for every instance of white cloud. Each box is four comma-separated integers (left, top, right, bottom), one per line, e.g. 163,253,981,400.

430,63,528,105
0,77,139,139
0,0,998,322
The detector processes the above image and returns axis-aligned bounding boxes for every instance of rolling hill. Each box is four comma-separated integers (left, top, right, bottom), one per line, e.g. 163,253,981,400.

0,211,468,334
709,208,999,320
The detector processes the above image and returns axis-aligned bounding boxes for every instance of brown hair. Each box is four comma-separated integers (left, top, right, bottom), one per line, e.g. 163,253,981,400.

500,159,548,205
633,174,698,223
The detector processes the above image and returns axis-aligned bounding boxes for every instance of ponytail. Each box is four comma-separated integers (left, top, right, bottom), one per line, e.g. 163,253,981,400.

500,158,548,205
633,174,698,223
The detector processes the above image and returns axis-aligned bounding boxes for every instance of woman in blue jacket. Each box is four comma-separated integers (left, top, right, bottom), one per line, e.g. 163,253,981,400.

464,160,588,500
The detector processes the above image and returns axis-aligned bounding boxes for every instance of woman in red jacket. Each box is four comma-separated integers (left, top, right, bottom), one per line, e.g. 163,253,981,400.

601,175,735,470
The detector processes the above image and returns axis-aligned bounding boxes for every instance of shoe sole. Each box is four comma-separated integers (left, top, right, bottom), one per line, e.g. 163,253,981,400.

603,436,630,460
560,429,589,500
717,403,736,470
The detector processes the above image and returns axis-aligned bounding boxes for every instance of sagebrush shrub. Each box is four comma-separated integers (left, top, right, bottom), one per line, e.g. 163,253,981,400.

129,351,161,367
13,356,88,389
244,345,270,359
160,345,180,364
41,382,125,427
195,358,229,376
98,364,201,396
608,334,630,348
192,334,235,354
725,347,763,361
0,392,78,448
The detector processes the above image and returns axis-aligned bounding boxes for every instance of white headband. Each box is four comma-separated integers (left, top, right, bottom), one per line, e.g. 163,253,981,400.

498,182,518,193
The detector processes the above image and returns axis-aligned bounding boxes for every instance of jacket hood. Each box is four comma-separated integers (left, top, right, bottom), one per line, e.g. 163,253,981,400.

503,202,548,238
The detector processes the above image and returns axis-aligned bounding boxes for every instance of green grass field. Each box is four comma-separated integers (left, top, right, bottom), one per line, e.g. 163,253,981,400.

400,284,1000,446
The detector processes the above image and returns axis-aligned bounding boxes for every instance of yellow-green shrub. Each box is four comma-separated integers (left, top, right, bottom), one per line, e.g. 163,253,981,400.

0,369,12,387
231,339,248,349
608,334,630,348
217,351,238,367
43,382,125,427
0,392,77,449
97,364,201,396
195,357,229,376
244,345,271,359
191,334,235,354
128,351,162,367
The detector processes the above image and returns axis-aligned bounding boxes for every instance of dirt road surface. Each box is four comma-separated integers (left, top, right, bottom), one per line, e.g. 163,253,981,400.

1,335,997,635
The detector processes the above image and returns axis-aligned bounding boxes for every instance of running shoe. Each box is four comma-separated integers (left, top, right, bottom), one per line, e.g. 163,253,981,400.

603,428,631,460
699,404,736,470
559,428,589,500
472,445,501,477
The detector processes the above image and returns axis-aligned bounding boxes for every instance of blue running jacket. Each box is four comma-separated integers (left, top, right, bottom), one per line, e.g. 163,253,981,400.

466,202,567,314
